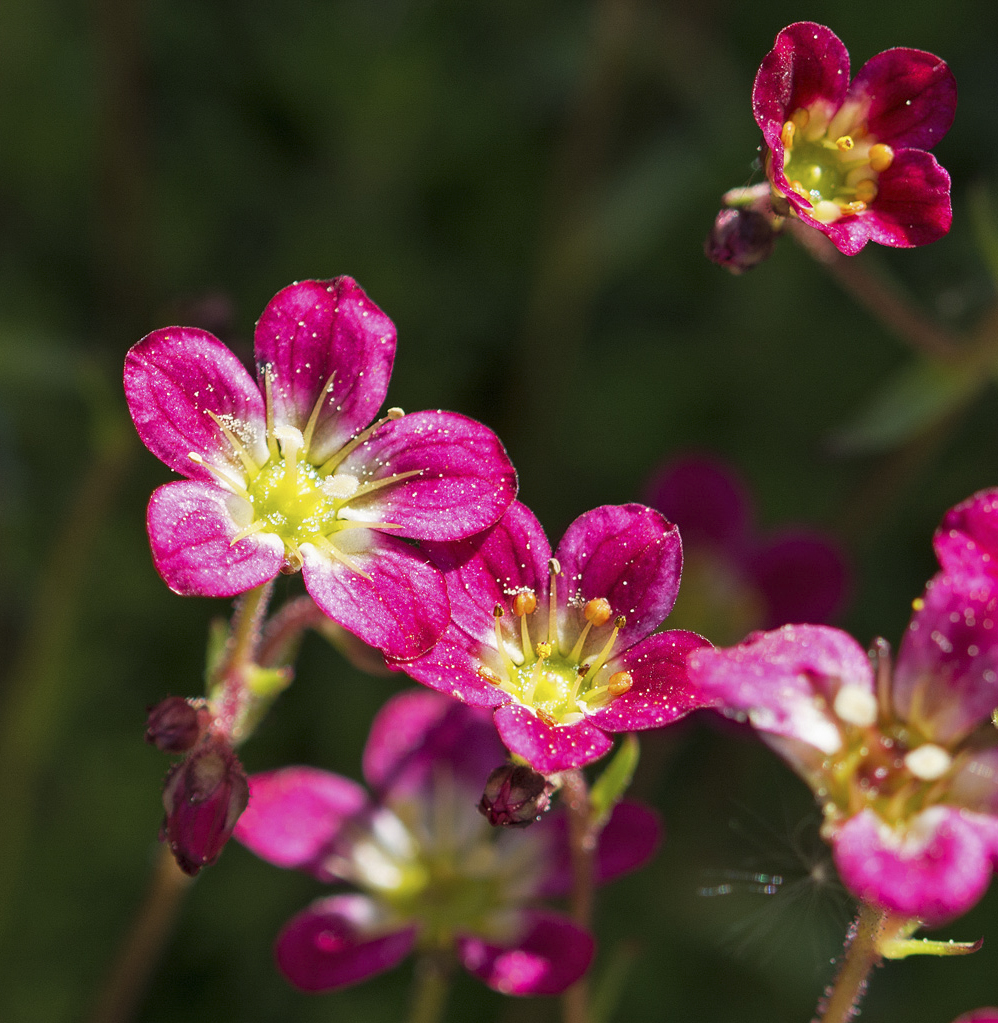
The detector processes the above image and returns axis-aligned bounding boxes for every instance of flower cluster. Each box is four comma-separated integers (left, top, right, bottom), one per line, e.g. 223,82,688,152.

690,489,998,924
234,690,659,995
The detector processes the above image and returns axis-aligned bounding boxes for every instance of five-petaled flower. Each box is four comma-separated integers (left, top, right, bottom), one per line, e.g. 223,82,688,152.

234,690,659,996
754,22,956,254
399,502,712,774
124,278,517,660
689,489,998,925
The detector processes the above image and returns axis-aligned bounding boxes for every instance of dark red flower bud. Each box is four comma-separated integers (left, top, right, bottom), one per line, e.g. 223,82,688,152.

145,696,210,753
705,207,777,274
478,764,554,828
161,739,249,875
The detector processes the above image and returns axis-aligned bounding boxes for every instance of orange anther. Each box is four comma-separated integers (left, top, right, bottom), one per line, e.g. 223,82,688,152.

869,144,894,173
584,598,612,626
780,121,796,149
854,179,878,204
607,671,634,696
477,666,503,686
513,590,537,616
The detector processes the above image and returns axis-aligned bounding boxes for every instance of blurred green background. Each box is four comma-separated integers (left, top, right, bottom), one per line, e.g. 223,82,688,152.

2,0,998,1019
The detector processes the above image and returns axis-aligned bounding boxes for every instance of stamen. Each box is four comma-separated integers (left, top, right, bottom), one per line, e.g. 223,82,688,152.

230,519,268,546
301,372,337,453
791,108,809,130
568,663,590,706
833,684,878,728
263,365,279,461
583,615,625,682
781,121,796,149
547,558,561,648
477,665,515,694
843,200,867,215
584,670,634,708
345,468,424,503
523,642,551,705
493,605,519,677
905,743,953,781
790,180,808,198
273,424,304,490
513,591,537,616
568,598,612,663
854,179,878,204
835,135,854,151
206,411,261,478
187,452,248,496
869,144,894,173
322,473,361,500
810,200,843,224
311,535,372,581
282,538,304,574
317,408,407,475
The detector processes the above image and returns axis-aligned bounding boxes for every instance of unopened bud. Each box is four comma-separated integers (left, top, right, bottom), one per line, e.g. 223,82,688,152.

160,739,249,875
705,208,777,274
478,764,555,828
145,697,210,753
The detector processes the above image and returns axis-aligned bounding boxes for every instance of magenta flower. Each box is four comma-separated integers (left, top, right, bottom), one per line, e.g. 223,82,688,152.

124,278,516,660
646,455,848,643
953,1012,998,1023
688,489,998,925
234,690,659,996
399,502,711,774
754,22,956,254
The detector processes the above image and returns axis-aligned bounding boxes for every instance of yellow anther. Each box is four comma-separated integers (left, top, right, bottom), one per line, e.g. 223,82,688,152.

513,591,538,617
854,179,878,204
844,200,867,215
791,108,809,130
535,642,552,660
477,666,503,686
835,135,854,151
387,407,405,419
607,671,634,696
869,144,894,173
584,598,612,627
781,121,796,149
493,604,504,619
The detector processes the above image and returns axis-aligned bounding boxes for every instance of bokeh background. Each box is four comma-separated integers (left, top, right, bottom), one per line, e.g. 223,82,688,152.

3,0,998,1020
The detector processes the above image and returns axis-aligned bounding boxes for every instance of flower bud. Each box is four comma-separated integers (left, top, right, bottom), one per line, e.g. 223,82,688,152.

145,696,210,753
705,207,777,274
478,764,554,828
160,739,249,875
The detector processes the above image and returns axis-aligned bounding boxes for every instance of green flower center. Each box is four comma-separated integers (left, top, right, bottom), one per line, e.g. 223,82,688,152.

247,458,345,545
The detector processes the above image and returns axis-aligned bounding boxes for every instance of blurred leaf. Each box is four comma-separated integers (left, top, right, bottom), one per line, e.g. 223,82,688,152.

969,182,998,289
829,357,983,455
590,733,639,828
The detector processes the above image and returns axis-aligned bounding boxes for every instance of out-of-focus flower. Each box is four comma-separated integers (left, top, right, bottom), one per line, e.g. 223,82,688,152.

161,736,249,876
478,764,555,828
124,277,517,660
952,1011,998,1023
689,489,998,925
145,696,211,753
399,502,711,774
646,455,848,644
234,690,659,995
704,207,779,273
753,22,956,254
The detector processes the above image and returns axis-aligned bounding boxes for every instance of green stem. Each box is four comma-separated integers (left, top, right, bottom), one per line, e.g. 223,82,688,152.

213,582,273,742
562,769,595,1023
814,902,887,1023
406,952,453,1023
87,846,194,1023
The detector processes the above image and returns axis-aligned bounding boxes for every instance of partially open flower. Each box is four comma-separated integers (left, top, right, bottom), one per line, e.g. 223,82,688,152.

479,764,555,828
753,22,956,254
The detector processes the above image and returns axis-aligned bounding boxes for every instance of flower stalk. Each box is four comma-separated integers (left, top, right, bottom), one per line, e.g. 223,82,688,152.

814,902,887,1023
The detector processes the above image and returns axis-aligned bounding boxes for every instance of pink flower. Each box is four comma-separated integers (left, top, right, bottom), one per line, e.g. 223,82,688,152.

124,278,517,660
646,455,848,644
953,1012,998,1023
399,502,712,774
688,489,998,925
234,690,659,996
754,22,956,254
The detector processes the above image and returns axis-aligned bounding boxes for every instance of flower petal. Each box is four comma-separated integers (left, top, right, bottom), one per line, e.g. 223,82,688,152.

586,630,713,732
362,689,506,798
125,327,268,483
934,488,998,584
146,481,284,597
399,632,512,708
554,504,682,649
253,278,396,463
894,574,998,744
234,767,368,876
862,149,953,249
338,410,517,541
832,807,995,925
493,704,613,774
274,894,416,992
688,624,873,755
456,910,594,996
950,745,998,816
848,48,956,150
752,22,850,146
301,531,450,660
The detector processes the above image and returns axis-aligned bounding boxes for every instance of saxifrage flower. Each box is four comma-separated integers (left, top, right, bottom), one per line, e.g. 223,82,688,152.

689,489,998,925
124,278,517,660
234,690,659,995
754,22,956,254
399,501,712,773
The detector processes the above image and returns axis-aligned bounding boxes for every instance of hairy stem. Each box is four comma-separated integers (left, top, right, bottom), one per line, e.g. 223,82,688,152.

406,952,453,1023
562,769,596,1023
814,902,887,1023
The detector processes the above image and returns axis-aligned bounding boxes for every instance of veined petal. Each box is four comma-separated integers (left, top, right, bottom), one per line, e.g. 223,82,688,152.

274,894,417,992
398,632,512,709
752,22,850,146
301,530,449,660
554,504,682,649
234,767,368,877
456,910,594,996
863,149,953,249
125,327,268,483
361,689,505,799
832,807,995,925
253,278,396,463
687,624,873,755
493,704,613,774
934,488,998,584
147,481,283,597
338,411,517,541
894,574,998,744
587,630,713,732
848,48,956,150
